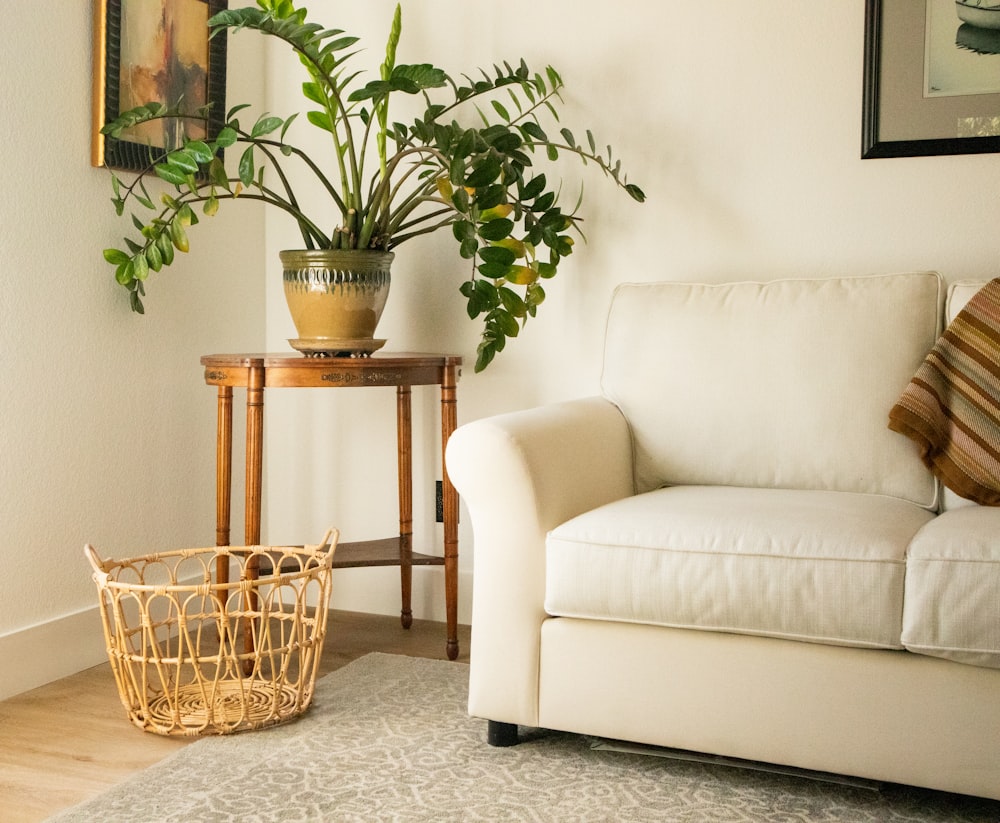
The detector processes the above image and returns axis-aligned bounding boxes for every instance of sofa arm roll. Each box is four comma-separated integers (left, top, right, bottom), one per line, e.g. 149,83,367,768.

446,396,634,727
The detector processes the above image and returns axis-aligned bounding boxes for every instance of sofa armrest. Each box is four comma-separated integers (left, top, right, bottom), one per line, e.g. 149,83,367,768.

445,396,634,727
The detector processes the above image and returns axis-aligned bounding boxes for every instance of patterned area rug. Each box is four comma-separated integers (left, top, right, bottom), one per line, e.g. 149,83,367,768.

48,653,1000,822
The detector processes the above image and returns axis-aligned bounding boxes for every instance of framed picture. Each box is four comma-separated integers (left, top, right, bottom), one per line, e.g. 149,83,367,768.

863,0,1000,158
92,0,228,171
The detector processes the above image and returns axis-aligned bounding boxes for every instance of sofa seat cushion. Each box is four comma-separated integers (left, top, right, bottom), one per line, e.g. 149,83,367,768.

902,507,1000,668
545,486,935,649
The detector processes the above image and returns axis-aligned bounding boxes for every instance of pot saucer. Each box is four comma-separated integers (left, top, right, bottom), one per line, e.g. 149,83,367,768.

289,338,387,357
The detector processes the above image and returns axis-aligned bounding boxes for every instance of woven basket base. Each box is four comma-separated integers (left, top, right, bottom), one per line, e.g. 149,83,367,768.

137,679,308,736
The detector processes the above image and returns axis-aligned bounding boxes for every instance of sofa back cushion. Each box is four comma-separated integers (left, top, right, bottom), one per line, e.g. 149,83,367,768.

600,272,942,506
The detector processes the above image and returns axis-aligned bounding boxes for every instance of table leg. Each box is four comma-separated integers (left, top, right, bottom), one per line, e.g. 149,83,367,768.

245,363,265,547
215,386,233,590
397,385,413,630
441,364,460,661
243,363,265,669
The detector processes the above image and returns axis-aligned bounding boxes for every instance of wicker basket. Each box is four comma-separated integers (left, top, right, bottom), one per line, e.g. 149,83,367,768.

84,530,338,736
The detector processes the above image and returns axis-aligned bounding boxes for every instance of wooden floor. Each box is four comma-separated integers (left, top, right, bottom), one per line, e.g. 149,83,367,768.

0,610,471,823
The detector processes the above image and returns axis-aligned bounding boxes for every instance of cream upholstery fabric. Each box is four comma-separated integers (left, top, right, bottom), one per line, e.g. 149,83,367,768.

539,618,1000,800
600,273,942,506
902,506,1000,668
546,485,934,649
445,397,635,728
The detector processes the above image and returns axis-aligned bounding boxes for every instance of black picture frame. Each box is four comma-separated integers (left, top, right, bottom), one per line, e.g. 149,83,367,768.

863,0,1000,158
92,0,228,171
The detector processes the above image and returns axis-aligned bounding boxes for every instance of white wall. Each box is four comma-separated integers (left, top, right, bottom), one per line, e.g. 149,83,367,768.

5,1,1000,698
0,2,266,699
257,0,1000,625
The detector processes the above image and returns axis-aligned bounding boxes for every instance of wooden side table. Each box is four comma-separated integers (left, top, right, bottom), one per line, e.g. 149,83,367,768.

201,352,463,660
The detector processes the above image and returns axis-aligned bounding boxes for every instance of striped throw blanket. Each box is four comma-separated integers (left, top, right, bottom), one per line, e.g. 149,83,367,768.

889,279,1000,506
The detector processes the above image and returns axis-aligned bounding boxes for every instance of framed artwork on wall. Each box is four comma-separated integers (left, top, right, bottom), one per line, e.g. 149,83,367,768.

863,0,1000,158
92,0,228,171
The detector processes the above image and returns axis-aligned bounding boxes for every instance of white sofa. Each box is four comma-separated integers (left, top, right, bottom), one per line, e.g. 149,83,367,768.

446,271,1000,801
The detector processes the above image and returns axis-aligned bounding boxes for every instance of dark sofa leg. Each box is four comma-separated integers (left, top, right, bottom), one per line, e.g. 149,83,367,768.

487,720,519,747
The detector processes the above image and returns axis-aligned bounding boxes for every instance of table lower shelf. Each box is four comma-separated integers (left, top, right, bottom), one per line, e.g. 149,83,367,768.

258,537,444,574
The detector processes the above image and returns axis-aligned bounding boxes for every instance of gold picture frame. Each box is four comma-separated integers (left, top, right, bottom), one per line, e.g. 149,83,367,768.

92,0,228,170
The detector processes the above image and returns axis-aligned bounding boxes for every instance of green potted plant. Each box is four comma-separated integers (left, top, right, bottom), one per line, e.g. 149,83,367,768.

101,0,645,371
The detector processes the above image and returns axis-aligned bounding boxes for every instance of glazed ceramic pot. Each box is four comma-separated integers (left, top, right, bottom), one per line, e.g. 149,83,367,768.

280,249,394,356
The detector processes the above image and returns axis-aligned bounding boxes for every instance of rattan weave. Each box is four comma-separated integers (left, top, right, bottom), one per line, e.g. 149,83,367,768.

84,530,338,736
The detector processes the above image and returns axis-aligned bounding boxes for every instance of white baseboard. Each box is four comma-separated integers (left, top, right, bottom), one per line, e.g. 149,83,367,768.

0,565,473,702
0,607,109,702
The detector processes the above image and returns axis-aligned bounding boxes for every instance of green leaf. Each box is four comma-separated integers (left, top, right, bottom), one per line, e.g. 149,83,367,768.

115,260,132,286
129,289,145,314
460,237,479,258
521,174,546,200
134,181,155,210
170,218,189,253
251,115,284,138
491,100,510,122
625,183,646,203
475,185,505,211
452,219,476,243
349,80,390,102
238,146,255,187
533,192,556,212
499,287,527,317
302,81,325,105
103,248,130,266
496,309,520,337
156,231,175,266
154,163,188,186
132,252,149,282
185,140,215,163
478,218,514,241
478,261,512,280
167,150,200,173
306,110,333,132
145,242,163,272
520,121,547,142
208,156,229,189
393,63,448,90
449,156,467,188
474,345,495,373
215,126,239,148
456,129,477,159
280,112,299,141
478,245,517,266
226,103,251,120
466,156,501,188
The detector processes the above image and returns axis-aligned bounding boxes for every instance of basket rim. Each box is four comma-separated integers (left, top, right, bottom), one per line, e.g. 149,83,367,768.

85,533,338,593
